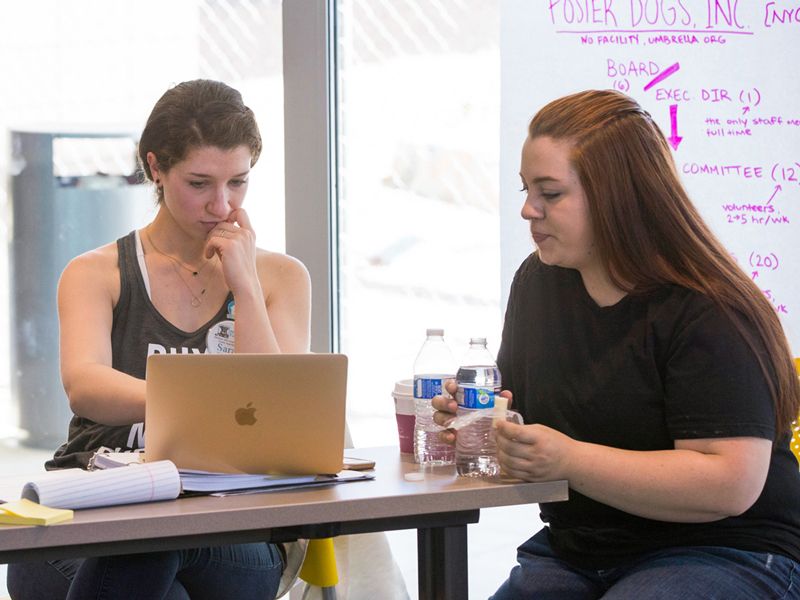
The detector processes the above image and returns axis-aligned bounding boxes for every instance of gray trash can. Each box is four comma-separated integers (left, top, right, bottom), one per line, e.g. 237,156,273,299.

9,130,154,448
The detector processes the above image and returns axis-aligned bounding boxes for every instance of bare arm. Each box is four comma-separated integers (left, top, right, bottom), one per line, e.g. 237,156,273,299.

58,247,146,425
227,250,311,353
258,253,311,353
496,421,771,523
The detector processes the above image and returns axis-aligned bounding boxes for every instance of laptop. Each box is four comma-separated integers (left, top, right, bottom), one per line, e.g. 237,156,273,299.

145,353,348,475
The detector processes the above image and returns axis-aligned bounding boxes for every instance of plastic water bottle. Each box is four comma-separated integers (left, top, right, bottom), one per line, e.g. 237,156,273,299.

455,337,502,477
413,329,456,465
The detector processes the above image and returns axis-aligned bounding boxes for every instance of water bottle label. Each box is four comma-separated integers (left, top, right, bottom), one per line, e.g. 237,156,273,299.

414,376,444,399
459,386,495,409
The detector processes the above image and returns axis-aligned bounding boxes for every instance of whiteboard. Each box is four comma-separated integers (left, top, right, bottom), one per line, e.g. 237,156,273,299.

500,0,800,355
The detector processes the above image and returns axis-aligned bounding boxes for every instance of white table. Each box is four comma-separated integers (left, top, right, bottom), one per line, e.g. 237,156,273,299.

0,446,568,599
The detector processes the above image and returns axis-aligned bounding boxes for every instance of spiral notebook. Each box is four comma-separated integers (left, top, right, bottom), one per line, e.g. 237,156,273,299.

145,353,348,475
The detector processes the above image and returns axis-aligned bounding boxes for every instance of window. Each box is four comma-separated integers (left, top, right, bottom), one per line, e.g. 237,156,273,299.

334,0,502,446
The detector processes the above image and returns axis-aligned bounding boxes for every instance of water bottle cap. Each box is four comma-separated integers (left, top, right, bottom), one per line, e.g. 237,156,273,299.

426,328,444,337
470,337,487,345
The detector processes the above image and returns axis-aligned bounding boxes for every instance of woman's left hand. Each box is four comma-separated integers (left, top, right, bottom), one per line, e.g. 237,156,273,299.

494,420,575,482
205,208,260,297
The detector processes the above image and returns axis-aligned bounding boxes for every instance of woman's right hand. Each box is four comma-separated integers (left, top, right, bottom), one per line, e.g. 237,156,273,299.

432,379,460,444
205,208,259,299
433,382,514,445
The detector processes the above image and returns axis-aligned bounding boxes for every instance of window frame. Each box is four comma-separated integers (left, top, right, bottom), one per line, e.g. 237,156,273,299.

282,0,340,353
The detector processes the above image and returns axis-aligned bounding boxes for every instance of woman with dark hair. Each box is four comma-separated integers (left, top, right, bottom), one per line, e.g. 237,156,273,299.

436,89,800,599
8,79,309,599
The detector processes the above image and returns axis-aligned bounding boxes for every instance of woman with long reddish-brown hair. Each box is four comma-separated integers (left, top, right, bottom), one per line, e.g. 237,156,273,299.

436,89,800,599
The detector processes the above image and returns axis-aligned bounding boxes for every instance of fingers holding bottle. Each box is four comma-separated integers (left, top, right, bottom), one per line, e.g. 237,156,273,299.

432,379,459,417
432,378,459,444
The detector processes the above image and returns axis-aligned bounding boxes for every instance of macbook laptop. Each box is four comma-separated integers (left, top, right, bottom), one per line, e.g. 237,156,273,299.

145,353,348,475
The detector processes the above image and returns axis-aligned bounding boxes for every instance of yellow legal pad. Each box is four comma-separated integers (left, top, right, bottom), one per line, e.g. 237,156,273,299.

0,498,73,526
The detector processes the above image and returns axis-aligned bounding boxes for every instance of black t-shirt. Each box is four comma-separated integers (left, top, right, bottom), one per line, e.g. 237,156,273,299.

497,253,800,568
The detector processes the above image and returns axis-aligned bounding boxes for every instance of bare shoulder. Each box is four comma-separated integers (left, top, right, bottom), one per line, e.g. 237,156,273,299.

255,249,311,298
59,241,120,301
256,248,310,280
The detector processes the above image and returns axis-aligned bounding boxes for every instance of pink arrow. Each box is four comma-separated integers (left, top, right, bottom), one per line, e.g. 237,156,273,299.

766,184,782,204
668,104,683,150
644,62,680,91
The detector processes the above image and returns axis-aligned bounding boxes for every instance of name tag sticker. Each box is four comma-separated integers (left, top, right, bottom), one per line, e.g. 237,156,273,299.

206,320,235,354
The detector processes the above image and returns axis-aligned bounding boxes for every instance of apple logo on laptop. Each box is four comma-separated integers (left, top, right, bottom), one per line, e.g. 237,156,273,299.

235,402,257,426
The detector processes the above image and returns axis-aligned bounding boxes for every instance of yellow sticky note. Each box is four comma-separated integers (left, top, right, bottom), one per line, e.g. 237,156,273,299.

0,498,73,526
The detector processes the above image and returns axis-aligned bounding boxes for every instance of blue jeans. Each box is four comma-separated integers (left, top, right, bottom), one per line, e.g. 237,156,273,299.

490,528,800,600
7,542,283,600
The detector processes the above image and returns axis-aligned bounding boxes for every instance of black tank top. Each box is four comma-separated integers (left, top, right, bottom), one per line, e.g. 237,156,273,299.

47,231,234,470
